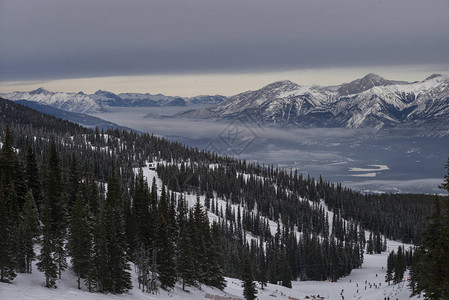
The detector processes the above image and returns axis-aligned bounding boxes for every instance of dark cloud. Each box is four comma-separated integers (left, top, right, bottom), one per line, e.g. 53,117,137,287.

1,0,448,81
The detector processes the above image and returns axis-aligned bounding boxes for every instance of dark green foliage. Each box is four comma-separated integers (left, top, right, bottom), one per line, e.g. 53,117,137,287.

412,190,449,299
155,213,176,289
37,197,58,288
68,194,91,289
177,223,195,290
155,183,177,290
394,246,405,284
47,140,67,279
241,257,257,300
25,146,42,212
103,171,132,293
257,243,267,289
20,191,40,274
385,250,395,285
0,97,445,293
0,184,16,282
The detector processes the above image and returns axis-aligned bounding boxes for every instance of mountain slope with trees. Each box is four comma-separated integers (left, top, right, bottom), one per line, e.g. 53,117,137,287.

0,97,444,298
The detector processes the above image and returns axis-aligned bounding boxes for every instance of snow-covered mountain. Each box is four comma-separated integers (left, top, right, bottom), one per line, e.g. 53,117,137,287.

1,88,102,113
0,89,226,113
177,74,449,136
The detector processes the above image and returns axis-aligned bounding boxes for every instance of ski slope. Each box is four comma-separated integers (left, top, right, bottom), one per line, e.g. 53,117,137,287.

0,163,423,300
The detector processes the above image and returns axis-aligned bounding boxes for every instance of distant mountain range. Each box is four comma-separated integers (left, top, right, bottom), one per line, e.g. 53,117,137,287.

2,74,449,136
0,88,226,113
177,73,449,136
15,100,133,131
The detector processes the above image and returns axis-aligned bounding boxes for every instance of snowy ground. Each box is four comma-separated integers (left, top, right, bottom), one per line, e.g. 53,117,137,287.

0,163,423,299
0,241,421,300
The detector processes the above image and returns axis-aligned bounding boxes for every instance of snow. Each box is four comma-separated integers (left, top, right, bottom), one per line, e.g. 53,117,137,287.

0,239,421,300
1,160,422,299
350,173,378,178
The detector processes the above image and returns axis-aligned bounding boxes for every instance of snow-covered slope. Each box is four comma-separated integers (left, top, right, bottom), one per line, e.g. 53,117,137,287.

0,89,226,113
177,74,449,136
0,88,102,113
0,162,422,300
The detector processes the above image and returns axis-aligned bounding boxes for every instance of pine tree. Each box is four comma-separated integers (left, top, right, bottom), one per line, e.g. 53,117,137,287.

92,210,109,292
155,212,176,289
241,257,257,300
415,196,446,299
133,243,151,292
47,140,67,279
385,250,395,285
21,191,40,273
0,183,16,282
104,170,132,293
208,221,226,290
177,223,195,291
25,146,42,213
68,194,91,289
394,246,405,284
280,251,292,288
37,197,58,288
367,232,374,254
257,243,267,289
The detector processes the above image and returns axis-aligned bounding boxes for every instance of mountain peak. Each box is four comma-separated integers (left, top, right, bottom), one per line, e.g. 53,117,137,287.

425,73,446,81
262,80,299,90
30,87,51,95
94,90,120,99
338,73,393,96
362,73,384,81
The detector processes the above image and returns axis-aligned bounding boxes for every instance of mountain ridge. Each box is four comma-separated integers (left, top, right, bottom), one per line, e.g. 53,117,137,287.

177,74,449,136
0,89,227,113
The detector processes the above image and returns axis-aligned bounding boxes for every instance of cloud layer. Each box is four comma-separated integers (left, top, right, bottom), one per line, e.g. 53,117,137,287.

1,0,448,82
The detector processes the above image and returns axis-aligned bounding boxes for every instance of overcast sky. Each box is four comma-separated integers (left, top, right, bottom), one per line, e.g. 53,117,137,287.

1,0,448,96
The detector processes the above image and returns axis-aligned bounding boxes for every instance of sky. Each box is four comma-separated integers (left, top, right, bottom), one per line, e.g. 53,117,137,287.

1,0,448,96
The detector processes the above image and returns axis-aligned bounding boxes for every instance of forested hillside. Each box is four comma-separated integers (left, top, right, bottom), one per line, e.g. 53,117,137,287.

0,97,442,296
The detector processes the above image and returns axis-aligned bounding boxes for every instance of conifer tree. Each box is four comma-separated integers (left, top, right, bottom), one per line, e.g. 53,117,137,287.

21,191,40,273
0,183,16,282
177,223,195,291
281,251,292,288
241,257,257,300
133,243,151,292
367,232,374,254
68,194,91,289
25,146,42,212
257,243,267,289
37,197,58,288
385,250,395,285
104,169,132,293
47,140,67,279
415,193,449,299
394,246,405,284
208,221,226,290
92,210,109,292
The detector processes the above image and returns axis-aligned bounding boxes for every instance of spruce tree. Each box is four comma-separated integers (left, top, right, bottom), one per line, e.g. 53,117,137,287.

241,257,257,300
385,250,395,285
394,246,405,284
68,194,91,289
21,191,40,273
25,145,42,212
104,170,132,293
0,183,16,282
47,140,67,279
92,210,109,293
37,197,58,288
155,212,176,289
208,221,226,290
280,251,292,288
177,223,195,291
257,243,267,289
